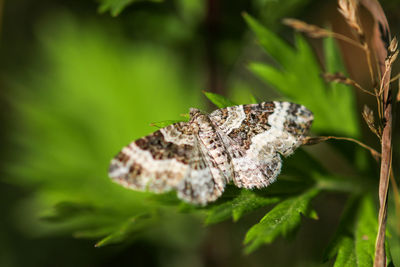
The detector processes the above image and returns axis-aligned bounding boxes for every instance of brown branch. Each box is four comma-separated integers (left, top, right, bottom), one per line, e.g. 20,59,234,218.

374,89,392,267
322,72,375,96
364,45,376,85
397,79,400,102
338,0,376,82
283,18,365,49
390,72,400,83
374,39,395,267
302,136,381,161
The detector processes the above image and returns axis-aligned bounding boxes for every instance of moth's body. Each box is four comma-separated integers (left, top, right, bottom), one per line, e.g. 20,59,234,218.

109,102,313,205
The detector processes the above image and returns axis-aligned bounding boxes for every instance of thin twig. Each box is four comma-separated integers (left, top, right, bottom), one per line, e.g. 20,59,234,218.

331,32,365,49
302,136,381,161
390,72,400,83
375,150,392,267
323,72,375,96
397,79,400,102
374,36,393,267
375,40,396,267
364,45,376,84
338,0,376,82
375,88,383,127
283,18,365,49
378,65,392,96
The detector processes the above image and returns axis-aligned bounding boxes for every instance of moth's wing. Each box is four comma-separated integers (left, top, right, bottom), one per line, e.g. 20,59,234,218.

208,102,313,189
216,131,283,189
109,122,195,193
177,137,226,205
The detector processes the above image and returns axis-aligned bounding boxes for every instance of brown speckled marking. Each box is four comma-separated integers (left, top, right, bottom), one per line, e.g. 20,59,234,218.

116,151,130,164
226,104,274,149
135,129,192,164
283,103,313,136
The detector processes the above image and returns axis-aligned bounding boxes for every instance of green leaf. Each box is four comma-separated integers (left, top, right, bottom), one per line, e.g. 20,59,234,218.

205,190,280,225
249,93,259,104
388,193,400,267
354,195,377,266
254,0,312,29
244,188,319,253
95,213,153,247
334,237,357,267
244,14,359,136
323,196,360,264
97,0,163,16
243,13,295,66
41,202,96,222
203,91,237,108
324,195,377,267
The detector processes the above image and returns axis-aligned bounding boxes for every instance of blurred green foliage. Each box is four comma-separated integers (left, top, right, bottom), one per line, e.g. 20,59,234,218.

2,0,400,266
244,13,359,136
98,0,163,16
7,13,203,248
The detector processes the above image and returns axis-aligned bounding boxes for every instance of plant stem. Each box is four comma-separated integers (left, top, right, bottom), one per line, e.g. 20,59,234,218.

331,32,365,49
364,44,376,85
374,45,393,267
303,136,381,160
390,72,400,83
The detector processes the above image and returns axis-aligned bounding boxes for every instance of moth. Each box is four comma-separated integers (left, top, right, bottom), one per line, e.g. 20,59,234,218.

109,102,313,205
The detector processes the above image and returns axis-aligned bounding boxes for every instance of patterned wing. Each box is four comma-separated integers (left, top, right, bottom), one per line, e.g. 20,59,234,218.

208,101,313,189
109,122,195,193
176,137,226,205
109,121,226,205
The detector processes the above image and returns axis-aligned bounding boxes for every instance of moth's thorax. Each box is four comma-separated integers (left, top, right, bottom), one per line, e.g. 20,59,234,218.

189,110,213,133
188,109,233,183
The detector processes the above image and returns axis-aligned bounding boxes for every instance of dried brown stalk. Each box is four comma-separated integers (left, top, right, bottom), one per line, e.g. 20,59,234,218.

338,0,364,41
283,18,364,49
373,18,393,267
362,105,381,140
390,73,400,83
338,0,375,83
379,38,398,96
323,72,375,96
302,136,381,161
286,1,396,264
282,18,331,38
397,79,400,102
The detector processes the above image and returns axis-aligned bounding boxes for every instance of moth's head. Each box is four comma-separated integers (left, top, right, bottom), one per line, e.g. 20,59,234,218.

189,108,204,120
189,108,212,128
